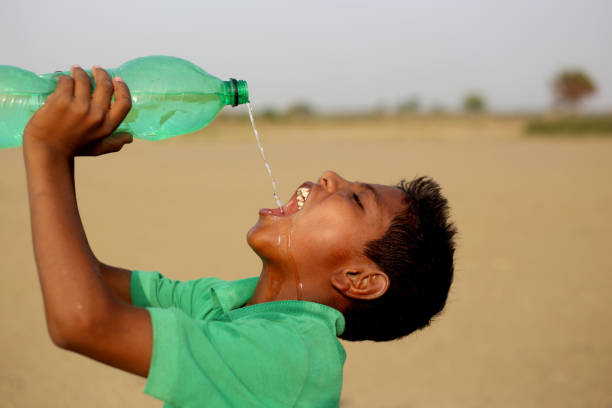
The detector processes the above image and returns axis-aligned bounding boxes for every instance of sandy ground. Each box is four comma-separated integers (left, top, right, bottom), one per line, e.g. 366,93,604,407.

1,117,611,407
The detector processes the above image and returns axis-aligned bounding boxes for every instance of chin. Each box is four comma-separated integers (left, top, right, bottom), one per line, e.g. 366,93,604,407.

246,219,279,261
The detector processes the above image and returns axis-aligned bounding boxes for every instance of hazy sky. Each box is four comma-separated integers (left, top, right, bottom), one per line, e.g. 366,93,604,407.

2,0,611,112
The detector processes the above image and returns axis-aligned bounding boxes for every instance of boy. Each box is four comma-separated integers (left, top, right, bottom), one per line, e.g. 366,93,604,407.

22,66,456,407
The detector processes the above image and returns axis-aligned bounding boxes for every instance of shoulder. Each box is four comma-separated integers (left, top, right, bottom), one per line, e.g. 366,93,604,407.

229,304,346,378
231,312,345,406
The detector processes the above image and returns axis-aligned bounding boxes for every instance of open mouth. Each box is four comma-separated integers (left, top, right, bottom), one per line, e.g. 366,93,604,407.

259,182,312,217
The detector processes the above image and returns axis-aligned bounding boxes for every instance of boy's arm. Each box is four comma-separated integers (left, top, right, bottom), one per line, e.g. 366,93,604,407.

23,65,151,376
66,155,134,304
99,262,133,304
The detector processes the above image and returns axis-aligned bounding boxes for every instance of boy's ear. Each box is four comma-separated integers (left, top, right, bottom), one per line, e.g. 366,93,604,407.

331,266,389,300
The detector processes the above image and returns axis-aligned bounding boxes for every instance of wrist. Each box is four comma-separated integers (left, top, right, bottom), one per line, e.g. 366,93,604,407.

23,138,73,165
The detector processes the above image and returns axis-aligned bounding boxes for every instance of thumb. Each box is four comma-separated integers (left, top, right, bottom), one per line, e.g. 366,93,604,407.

109,132,134,146
90,132,133,156
102,132,133,152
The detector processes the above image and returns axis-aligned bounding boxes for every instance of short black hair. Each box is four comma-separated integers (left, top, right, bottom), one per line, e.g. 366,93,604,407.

340,176,456,342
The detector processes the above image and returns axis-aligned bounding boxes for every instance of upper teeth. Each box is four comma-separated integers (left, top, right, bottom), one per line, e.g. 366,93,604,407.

296,187,310,210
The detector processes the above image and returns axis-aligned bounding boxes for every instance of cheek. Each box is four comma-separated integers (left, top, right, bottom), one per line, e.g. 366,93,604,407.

292,218,357,268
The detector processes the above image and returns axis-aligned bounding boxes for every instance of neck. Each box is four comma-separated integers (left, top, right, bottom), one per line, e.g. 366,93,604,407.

245,262,350,314
246,263,302,306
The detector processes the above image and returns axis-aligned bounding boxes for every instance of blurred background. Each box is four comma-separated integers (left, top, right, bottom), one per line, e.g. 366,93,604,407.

1,1,611,407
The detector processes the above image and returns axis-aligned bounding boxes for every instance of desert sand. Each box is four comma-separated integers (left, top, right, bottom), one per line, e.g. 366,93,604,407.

1,116,611,407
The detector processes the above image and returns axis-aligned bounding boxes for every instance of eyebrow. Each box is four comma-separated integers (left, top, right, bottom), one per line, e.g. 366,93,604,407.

360,183,381,209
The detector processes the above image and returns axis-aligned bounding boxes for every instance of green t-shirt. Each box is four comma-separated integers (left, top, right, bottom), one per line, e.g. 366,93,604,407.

130,270,346,408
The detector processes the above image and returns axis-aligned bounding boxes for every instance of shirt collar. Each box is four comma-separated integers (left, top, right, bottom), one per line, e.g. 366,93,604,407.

210,277,259,314
210,277,346,336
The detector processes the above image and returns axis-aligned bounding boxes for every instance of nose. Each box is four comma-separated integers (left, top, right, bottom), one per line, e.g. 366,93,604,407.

318,170,348,191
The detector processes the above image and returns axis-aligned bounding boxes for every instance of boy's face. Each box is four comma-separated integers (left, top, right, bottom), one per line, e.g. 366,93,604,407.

247,171,405,301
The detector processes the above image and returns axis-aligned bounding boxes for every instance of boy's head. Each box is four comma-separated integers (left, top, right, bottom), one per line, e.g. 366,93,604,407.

247,171,456,341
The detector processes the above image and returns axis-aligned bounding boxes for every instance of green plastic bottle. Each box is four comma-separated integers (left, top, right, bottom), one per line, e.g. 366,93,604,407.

0,55,249,148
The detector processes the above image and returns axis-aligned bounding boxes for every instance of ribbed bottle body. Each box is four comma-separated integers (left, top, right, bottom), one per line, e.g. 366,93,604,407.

0,56,249,147
0,66,54,148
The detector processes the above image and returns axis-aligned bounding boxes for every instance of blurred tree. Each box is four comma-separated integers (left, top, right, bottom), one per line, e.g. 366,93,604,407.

462,93,486,113
371,101,392,117
287,102,315,117
553,69,596,111
397,96,420,114
260,107,282,120
429,103,448,115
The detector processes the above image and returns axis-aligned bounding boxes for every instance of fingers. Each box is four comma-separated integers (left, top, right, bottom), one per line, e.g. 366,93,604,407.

44,64,133,142
91,66,114,111
52,75,74,104
106,77,132,132
71,65,92,106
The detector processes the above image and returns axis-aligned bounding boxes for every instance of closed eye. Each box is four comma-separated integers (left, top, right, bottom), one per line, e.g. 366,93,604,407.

353,193,364,210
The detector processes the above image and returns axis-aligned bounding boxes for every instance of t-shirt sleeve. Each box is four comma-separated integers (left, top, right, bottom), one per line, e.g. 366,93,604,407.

130,270,224,317
144,307,308,408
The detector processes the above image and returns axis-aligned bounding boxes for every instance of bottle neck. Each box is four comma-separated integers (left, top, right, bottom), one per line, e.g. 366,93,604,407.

224,79,249,107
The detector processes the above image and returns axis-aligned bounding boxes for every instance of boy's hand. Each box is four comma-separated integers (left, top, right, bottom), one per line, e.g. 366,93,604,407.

23,65,133,159
74,132,133,157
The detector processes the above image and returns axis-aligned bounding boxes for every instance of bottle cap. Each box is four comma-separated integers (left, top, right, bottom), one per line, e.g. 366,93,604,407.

230,78,249,107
